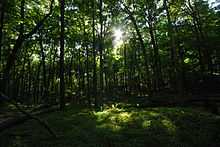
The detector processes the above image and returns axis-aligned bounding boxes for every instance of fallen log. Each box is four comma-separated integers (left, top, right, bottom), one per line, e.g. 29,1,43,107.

0,106,58,132
0,92,58,138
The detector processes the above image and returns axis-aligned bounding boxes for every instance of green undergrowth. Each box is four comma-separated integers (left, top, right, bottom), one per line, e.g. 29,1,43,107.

0,104,220,147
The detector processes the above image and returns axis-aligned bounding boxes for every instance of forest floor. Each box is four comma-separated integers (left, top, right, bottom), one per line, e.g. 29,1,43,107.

0,104,19,124
0,104,220,147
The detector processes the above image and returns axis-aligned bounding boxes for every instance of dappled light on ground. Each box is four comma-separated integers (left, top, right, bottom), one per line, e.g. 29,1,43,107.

1,105,220,147
161,119,176,134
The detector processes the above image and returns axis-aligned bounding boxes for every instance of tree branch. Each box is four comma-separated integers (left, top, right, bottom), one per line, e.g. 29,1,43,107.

3,0,55,81
0,92,57,138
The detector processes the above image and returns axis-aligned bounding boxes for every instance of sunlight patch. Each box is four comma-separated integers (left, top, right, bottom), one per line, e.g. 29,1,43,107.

142,120,151,128
184,58,190,63
94,110,110,122
118,112,131,123
97,123,122,132
148,111,160,117
161,119,176,134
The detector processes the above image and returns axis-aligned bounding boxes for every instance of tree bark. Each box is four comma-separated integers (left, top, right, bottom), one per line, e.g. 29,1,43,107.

164,0,177,90
92,0,98,107
39,34,47,100
59,0,65,110
99,0,104,107
0,0,5,66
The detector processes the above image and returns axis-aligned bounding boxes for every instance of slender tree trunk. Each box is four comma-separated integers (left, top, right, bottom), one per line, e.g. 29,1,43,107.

68,54,74,89
59,0,65,110
92,0,97,107
50,45,57,93
146,10,162,92
36,62,41,104
86,45,90,103
28,58,31,100
81,9,91,104
99,0,103,106
0,0,5,67
124,44,127,94
164,0,177,90
77,48,81,101
39,35,47,101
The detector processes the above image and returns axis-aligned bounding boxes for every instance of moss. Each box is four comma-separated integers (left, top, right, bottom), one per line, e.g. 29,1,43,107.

0,105,220,147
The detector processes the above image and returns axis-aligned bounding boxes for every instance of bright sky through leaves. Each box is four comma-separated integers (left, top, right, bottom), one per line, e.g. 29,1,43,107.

113,28,124,48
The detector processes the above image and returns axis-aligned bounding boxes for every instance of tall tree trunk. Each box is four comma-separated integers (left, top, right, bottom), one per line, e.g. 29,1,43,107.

124,44,127,94
0,2,5,91
81,7,90,104
68,53,74,89
164,0,177,90
0,0,5,67
92,0,97,107
27,57,32,102
145,9,161,92
77,48,81,102
50,45,57,93
86,45,90,103
99,0,103,106
39,35,47,101
59,0,65,110
36,62,41,104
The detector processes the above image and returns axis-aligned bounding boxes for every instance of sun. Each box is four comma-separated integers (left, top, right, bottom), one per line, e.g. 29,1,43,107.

114,29,123,41
113,28,124,48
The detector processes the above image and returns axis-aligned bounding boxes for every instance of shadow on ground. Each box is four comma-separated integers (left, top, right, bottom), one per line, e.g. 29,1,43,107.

0,105,220,147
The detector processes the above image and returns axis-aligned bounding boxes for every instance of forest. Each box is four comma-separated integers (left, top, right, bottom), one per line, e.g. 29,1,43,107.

0,0,220,146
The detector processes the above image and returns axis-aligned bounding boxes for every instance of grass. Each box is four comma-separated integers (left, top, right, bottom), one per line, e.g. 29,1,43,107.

0,104,220,147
